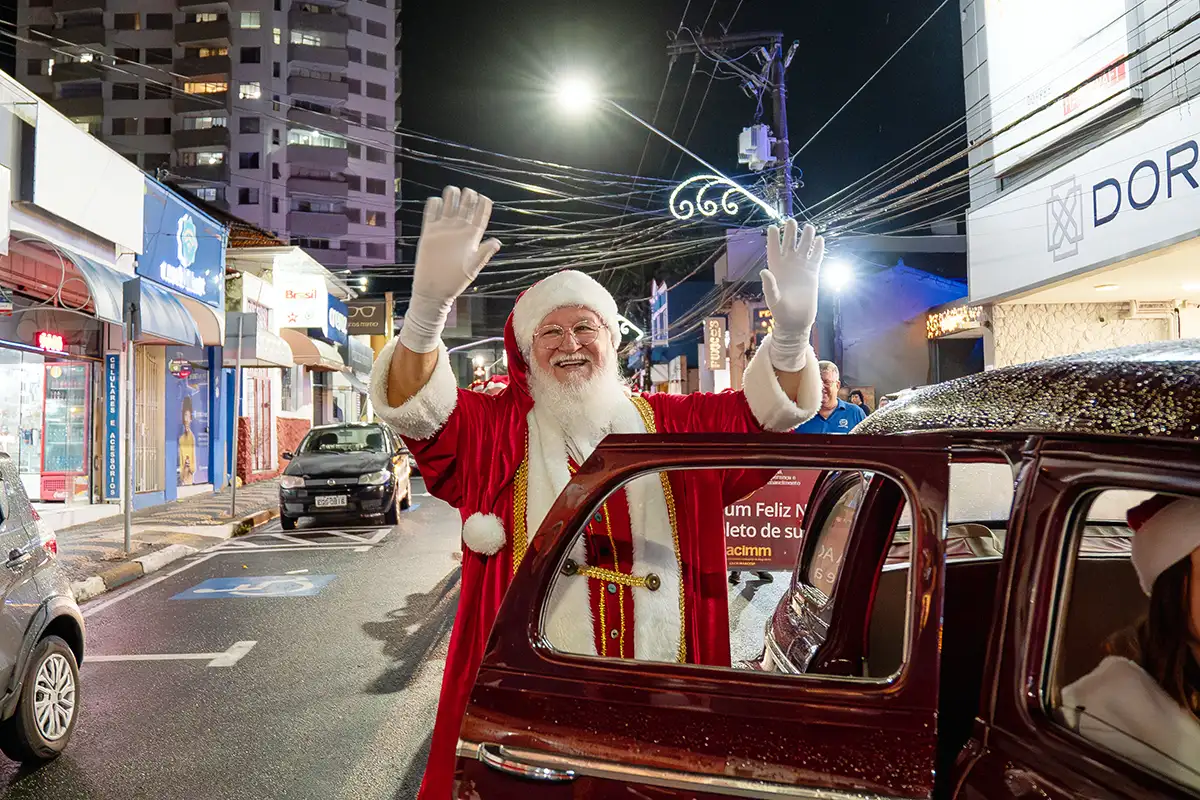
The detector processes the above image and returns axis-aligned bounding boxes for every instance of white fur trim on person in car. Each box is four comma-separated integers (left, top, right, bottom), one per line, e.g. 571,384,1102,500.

462,513,506,556
512,270,621,358
369,336,458,441
742,333,822,432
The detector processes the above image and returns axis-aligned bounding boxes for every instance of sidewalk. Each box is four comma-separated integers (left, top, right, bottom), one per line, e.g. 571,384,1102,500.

54,478,282,598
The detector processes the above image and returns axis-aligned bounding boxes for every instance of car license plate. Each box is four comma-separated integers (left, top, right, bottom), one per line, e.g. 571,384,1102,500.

315,495,347,508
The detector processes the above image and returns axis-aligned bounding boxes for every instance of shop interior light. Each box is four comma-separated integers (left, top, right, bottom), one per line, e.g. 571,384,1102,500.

1094,283,1120,291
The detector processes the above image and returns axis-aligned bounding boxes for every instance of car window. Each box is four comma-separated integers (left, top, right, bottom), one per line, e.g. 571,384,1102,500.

298,426,387,454
1047,487,1200,793
892,461,1015,559
539,464,911,683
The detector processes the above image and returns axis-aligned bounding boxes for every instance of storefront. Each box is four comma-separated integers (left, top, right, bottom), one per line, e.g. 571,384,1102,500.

278,279,349,427
132,179,228,507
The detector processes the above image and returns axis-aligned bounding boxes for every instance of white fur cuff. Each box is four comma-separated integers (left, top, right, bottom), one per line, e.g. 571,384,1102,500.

369,337,458,441
743,334,822,432
462,513,506,556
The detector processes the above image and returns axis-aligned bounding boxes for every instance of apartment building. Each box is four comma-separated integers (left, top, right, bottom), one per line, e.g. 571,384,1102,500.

16,0,397,275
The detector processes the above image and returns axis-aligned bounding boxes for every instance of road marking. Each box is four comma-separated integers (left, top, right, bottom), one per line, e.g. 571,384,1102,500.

88,640,257,668
286,569,309,575
82,553,219,618
271,533,313,545
173,574,336,599
208,544,372,555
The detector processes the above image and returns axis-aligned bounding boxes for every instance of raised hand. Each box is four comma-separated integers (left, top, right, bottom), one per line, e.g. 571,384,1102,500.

400,187,502,353
760,219,824,372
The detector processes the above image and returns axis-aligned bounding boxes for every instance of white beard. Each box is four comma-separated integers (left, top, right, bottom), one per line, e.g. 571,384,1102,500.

527,353,629,460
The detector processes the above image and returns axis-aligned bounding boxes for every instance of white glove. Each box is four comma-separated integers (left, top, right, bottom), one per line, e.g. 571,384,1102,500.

760,219,824,372
399,186,502,353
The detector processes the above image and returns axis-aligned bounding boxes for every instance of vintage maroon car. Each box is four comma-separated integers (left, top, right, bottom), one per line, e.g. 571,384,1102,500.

452,340,1200,799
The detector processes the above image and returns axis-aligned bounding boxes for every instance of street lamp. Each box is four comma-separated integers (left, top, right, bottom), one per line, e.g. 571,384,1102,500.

823,259,854,293
553,77,781,221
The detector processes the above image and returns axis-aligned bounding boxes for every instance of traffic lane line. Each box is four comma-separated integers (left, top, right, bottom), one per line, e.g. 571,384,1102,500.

87,640,257,668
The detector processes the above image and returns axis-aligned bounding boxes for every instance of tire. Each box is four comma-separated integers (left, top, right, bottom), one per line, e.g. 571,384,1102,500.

383,501,399,525
280,513,297,531
0,636,80,763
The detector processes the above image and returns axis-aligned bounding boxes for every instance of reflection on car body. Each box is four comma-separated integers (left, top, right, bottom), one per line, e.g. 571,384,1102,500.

453,340,1200,799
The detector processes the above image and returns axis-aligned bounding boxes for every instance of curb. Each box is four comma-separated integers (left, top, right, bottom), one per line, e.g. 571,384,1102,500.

69,508,279,604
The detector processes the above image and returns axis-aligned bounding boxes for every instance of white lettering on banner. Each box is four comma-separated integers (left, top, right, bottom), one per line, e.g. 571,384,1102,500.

159,261,206,297
968,93,1200,302
328,306,347,335
278,276,328,328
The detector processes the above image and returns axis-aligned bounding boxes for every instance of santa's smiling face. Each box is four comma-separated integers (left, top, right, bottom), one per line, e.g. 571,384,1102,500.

531,306,609,386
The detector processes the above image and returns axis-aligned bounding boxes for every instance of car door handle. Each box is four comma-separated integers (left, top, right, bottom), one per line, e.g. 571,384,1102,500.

6,548,31,569
477,743,577,783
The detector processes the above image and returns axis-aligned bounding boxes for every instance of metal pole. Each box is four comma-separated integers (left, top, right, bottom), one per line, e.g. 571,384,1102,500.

123,319,134,553
230,314,243,518
769,40,793,217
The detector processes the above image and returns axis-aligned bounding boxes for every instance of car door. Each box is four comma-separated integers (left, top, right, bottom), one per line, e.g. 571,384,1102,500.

961,435,1200,799
0,458,45,685
456,433,952,799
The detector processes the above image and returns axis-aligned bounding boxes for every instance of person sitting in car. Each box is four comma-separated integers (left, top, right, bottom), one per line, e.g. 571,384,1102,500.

1061,493,1200,790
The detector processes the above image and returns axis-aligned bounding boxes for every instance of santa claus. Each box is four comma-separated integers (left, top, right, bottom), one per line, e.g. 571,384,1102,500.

369,185,825,798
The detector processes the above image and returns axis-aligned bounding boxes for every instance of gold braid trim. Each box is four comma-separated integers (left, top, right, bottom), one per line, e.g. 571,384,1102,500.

575,565,652,588
628,396,686,664
511,429,530,576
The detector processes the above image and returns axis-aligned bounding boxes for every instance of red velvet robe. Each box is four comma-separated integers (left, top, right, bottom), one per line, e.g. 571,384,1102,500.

369,315,819,799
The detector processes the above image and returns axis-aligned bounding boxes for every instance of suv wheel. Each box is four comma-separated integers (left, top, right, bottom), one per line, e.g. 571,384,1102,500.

280,513,297,531
0,636,79,762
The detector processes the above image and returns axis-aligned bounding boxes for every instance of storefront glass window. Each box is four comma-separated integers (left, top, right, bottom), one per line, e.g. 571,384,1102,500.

135,347,164,493
167,347,210,487
0,350,45,486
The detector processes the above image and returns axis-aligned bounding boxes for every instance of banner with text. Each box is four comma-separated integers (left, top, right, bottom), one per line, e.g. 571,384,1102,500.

724,469,819,570
103,354,120,500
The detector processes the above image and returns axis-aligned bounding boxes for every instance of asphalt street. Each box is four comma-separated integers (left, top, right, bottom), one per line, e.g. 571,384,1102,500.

0,479,461,800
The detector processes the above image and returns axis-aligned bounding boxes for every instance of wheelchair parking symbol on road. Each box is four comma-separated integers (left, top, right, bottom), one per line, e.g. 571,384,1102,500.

171,575,336,600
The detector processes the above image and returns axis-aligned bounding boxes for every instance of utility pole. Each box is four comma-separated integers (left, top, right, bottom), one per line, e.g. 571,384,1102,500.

667,31,797,217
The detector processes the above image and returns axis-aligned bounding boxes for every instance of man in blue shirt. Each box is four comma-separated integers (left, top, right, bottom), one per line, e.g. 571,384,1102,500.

793,361,867,434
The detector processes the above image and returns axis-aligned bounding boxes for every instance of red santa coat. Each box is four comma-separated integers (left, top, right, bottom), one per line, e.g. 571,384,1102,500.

369,315,820,799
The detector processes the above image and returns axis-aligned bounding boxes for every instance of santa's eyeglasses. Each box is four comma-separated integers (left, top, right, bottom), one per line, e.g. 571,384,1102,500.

534,321,605,350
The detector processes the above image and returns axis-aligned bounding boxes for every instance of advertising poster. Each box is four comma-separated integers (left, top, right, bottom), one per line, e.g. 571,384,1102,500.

724,469,819,570
166,347,210,487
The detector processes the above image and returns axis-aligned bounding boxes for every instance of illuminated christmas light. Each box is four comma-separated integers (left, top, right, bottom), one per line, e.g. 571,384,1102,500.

669,174,781,221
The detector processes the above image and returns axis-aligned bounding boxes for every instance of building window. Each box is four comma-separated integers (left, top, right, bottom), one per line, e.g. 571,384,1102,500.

366,82,386,100
273,62,281,78
239,152,261,169
144,117,171,135
287,129,345,148
366,112,386,130
272,162,281,179
190,12,219,22
273,95,282,112
273,28,282,45
145,48,173,65
291,31,324,47
240,47,261,64
347,15,362,31
145,13,173,30
347,79,362,96
187,46,228,58
180,151,225,166
367,0,387,7
366,20,387,38
146,82,174,100
238,187,261,205
365,242,387,259
184,81,228,94
367,51,387,69
343,241,361,256
239,116,260,134
183,115,226,129
345,142,361,158
112,83,140,100
111,118,137,135
292,198,343,214
272,196,280,213
365,146,387,164
142,153,170,170
365,210,385,227
114,13,140,30
239,81,262,100
194,187,220,202
114,48,140,63
345,175,361,191
341,108,362,124
25,59,43,76
275,0,281,9
344,208,361,224
240,11,261,29
365,178,386,195
272,129,281,145
348,47,362,63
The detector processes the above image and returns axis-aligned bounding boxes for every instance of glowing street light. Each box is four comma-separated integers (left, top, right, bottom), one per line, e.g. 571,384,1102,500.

555,76,598,115
824,259,854,293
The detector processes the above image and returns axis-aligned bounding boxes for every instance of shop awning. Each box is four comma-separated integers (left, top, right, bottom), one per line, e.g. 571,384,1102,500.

223,315,295,368
280,328,345,372
63,253,127,325
136,280,201,346
180,296,225,346
346,372,370,395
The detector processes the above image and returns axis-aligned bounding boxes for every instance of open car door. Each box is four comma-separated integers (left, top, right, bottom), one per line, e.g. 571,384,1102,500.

455,433,952,799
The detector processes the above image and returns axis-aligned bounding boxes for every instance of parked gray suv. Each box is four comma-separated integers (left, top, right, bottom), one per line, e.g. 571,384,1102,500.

0,453,84,762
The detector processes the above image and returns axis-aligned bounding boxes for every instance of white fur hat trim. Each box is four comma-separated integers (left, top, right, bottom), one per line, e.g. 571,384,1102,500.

512,270,621,356
1131,497,1200,595
462,512,506,556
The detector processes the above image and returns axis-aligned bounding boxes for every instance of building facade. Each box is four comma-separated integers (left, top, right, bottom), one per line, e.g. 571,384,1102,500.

16,0,398,276
960,0,1200,366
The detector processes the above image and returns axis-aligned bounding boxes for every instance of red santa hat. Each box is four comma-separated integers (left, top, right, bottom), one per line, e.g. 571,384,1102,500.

485,374,509,392
511,270,621,357
1128,494,1200,595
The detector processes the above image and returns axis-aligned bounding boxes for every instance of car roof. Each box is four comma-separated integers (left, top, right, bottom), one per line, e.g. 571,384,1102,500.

308,423,383,432
856,339,1200,441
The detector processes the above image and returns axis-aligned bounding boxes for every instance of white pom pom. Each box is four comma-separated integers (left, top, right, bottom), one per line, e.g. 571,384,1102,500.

462,513,506,556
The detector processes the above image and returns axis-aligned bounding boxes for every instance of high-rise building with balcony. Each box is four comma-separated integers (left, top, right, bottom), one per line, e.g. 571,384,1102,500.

16,0,398,274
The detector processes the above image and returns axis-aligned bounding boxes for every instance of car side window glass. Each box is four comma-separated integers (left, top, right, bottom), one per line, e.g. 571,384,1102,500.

1047,487,1200,793
539,465,911,684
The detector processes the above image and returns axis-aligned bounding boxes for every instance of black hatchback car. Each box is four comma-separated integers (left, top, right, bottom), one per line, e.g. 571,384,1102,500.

278,423,412,529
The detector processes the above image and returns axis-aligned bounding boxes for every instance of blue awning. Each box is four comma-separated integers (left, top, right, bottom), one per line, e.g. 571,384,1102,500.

66,254,127,325
137,280,201,346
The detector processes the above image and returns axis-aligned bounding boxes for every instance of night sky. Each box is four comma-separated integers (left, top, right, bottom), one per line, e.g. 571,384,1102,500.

399,0,965,231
